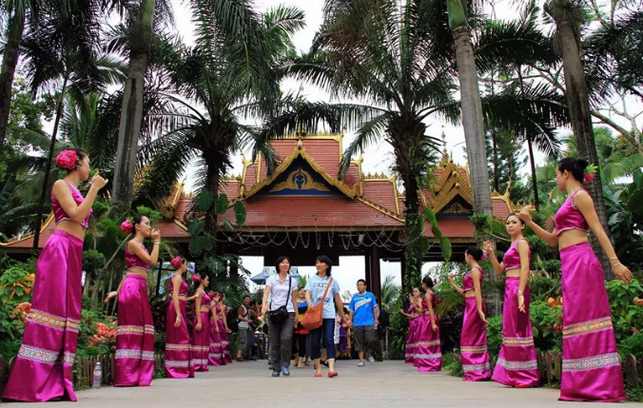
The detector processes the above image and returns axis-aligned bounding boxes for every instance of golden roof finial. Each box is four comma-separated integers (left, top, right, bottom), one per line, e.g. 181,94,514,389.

440,127,449,164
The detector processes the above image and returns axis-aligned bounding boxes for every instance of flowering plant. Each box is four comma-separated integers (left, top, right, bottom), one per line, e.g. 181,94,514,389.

120,219,133,234
10,302,32,325
583,163,598,184
88,322,116,347
55,150,78,170
170,256,183,269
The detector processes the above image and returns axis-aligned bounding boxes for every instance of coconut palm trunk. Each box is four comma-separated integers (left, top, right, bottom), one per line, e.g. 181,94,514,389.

550,1,611,278
112,0,156,213
447,1,493,217
447,0,497,314
0,11,25,152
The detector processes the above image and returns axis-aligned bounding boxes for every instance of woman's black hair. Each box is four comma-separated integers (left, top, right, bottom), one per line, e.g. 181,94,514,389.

422,275,434,289
466,246,484,261
558,157,588,183
507,212,525,226
133,214,146,228
275,256,292,273
316,255,333,276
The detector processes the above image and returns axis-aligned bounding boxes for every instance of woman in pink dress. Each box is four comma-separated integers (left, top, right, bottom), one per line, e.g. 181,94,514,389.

103,215,160,387
448,247,491,381
191,274,211,372
400,288,421,364
519,157,632,402
485,214,539,388
218,294,233,364
414,276,441,372
165,257,194,378
2,149,106,402
207,292,226,366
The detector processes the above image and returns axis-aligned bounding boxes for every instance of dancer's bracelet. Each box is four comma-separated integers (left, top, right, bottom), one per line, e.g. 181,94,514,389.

153,240,160,244
612,262,622,268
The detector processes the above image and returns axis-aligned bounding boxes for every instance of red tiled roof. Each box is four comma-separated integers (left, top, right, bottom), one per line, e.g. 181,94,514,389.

362,180,398,214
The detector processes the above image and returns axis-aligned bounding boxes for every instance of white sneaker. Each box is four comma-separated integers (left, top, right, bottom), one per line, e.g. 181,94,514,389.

367,355,375,363
357,361,365,367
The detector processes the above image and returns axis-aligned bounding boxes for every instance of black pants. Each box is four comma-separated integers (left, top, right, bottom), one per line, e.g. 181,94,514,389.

293,332,309,357
268,313,295,369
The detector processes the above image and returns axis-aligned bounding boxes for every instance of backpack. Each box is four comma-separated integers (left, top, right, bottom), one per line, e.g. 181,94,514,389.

226,307,239,333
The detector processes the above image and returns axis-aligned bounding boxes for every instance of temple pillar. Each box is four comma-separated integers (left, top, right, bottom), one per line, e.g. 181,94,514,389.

364,253,372,291
370,246,381,306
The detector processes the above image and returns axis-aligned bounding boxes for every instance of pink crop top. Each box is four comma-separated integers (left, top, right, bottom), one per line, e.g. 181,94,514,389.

171,275,189,297
198,290,211,308
503,239,530,271
125,242,150,271
463,266,483,291
52,180,93,228
553,189,590,236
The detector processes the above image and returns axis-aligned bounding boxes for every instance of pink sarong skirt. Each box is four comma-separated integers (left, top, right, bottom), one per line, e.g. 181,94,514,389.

461,297,491,381
405,316,419,364
415,314,441,372
2,231,83,402
114,274,155,386
559,242,625,402
192,311,211,371
165,299,194,378
208,319,225,366
492,277,539,387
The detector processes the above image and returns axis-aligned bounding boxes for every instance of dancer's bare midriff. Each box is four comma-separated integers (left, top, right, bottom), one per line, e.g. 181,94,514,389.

557,228,589,251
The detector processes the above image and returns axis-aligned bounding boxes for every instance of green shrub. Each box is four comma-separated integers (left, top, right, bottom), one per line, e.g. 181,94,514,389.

606,279,643,341
443,352,464,377
486,315,503,356
530,300,562,352
529,276,560,300
618,332,643,360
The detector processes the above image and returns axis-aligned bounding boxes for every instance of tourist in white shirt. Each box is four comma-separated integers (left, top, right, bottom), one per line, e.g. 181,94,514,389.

261,256,298,377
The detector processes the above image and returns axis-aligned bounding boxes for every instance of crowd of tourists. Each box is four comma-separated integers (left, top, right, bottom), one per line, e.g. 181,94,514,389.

0,149,634,403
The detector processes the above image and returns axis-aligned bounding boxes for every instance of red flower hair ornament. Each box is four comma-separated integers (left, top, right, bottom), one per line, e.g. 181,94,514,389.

170,256,183,269
55,150,78,170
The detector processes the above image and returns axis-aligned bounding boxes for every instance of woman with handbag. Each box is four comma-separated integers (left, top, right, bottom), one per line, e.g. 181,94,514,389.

261,256,298,377
303,255,351,378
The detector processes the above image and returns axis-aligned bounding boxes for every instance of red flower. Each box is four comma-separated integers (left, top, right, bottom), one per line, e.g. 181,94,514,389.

55,150,78,170
171,256,183,269
120,219,133,234
582,173,595,184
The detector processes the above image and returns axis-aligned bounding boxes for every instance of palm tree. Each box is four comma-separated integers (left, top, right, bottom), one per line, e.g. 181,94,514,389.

138,6,305,236
111,0,286,212
19,2,123,248
380,275,400,312
110,0,173,213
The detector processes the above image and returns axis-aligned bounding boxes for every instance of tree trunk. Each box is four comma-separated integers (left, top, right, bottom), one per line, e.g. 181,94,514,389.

111,0,156,213
402,174,423,291
0,11,25,153
450,25,493,217
33,76,69,249
554,8,612,278
205,154,221,244
527,135,540,211
492,129,500,192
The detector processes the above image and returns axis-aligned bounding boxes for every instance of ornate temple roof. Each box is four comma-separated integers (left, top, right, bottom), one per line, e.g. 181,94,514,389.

0,134,518,250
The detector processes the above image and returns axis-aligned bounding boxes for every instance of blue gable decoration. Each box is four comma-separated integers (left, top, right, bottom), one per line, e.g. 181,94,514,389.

261,157,339,196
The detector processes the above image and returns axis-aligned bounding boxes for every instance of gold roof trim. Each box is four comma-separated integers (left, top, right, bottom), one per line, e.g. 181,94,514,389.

356,197,404,222
0,213,55,247
491,181,519,212
160,181,185,219
243,141,356,200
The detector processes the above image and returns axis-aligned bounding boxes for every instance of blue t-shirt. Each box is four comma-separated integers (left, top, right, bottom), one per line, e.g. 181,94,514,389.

305,275,340,319
349,291,378,327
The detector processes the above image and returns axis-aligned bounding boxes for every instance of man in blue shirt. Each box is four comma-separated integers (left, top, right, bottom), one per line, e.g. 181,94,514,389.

348,279,379,366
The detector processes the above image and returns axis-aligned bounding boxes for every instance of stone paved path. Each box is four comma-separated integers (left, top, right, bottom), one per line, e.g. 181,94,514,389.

6,360,631,407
